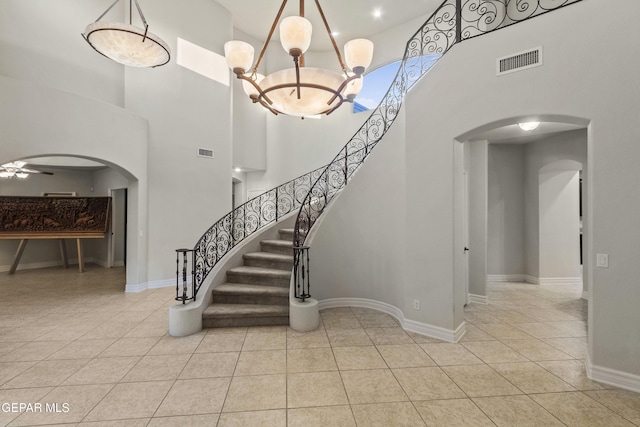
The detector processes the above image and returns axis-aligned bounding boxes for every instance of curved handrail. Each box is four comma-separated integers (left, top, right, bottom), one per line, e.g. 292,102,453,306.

183,164,327,300
291,0,583,300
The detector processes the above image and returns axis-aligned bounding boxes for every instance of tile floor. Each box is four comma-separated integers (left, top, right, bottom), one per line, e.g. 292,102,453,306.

1,265,639,426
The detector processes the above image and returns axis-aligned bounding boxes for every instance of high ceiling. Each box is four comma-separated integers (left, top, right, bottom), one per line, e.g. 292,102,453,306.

215,0,442,51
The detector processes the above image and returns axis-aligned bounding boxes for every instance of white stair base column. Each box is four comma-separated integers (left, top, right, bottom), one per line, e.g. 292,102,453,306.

290,298,320,332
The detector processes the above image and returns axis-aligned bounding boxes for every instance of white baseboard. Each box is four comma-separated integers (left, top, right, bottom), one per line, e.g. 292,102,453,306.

487,274,525,283
524,275,539,285
586,356,640,393
582,290,590,300
468,293,488,305
318,297,464,343
125,277,185,293
539,277,583,286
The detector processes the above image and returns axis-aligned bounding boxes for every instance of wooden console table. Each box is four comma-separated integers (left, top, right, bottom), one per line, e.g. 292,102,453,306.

0,232,106,274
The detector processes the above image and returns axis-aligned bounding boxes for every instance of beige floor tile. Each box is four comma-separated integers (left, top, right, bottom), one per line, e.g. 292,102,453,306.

179,352,239,379
196,333,246,353
286,348,337,373
356,313,400,328
80,322,135,340
326,328,372,347
218,409,286,427
1,359,90,389
419,343,483,366
0,387,54,426
0,340,70,362
34,325,98,342
537,359,607,390
155,377,231,416
123,321,168,338
502,339,574,361
490,362,575,393
393,367,466,400
0,361,36,385
10,384,114,426
321,314,362,330
531,391,634,426
376,344,436,368
321,307,354,316
0,326,54,342
333,346,387,370
488,309,539,324
585,389,640,425
351,402,425,426
340,369,408,404
84,380,173,421
146,334,205,355
234,350,286,376
546,320,587,337
0,341,25,356
286,333,330,349
63,356,140,385
413,398,495,426
475,323,534,340
288,405,355,427
462,341,529,363
241,332,286,351
148,414,220,427
205,327,248,335
48,339,117,360
542,337,589,359
406,331,446,344
287,371,348,408
247,325,288,333
473,395,565,426
442,365,523,397
223,374,286,412
513,322,570,338
365,327,414,345
121,354,190,382
464,311,501,324
99,337,161,357
459,324,496,342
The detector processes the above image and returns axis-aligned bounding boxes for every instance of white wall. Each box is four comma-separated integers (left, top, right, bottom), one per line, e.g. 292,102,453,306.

487,144,526,277
468,141,488,298
539,167,581,282
0,0,125,106
124,0,233,283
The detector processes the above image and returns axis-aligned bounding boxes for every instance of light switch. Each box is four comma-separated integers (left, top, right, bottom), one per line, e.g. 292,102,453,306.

596,253,609,268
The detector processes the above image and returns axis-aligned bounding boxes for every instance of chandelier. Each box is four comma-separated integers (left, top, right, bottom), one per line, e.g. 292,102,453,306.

82,0,170,68
224,0,374,117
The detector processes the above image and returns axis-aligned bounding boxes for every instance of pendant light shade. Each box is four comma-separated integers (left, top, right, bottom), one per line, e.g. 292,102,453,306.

280,16,312,55
224,41,255,73
344,38,374,75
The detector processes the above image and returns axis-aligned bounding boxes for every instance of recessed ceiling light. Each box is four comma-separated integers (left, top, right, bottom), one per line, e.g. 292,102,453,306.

518,121,540,131
331,31,339,37
234,167,242,172
373,9,382,18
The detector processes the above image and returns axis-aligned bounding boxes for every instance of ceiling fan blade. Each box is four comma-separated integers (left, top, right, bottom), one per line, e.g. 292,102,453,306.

20,168,54,175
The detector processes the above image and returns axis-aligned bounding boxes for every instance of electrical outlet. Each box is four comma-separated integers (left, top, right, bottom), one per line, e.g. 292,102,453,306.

413,299,420,310
596,253,609,268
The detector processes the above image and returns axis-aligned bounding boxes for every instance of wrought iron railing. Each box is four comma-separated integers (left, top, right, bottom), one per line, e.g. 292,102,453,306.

292,0,582,300
175,165,326,302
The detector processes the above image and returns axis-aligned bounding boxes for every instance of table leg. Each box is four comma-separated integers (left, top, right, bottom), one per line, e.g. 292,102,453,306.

76,239,84,273
59,239,69,269
9,239,29,274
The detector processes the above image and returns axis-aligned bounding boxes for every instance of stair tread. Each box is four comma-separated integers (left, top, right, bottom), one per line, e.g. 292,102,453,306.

213,283,289,296
261,239,294,247
203,303,289,318
227,266,291,277
243,252,293,261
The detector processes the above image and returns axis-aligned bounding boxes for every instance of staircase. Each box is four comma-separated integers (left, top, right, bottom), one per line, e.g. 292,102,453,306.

202,228,294,328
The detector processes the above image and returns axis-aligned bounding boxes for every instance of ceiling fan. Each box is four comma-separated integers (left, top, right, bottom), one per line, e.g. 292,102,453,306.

0,161,54,179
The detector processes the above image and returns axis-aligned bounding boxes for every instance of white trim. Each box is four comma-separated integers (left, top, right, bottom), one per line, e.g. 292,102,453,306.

318,297,464,343
539,277,583,286
468,293,488,305
586,356,640,393
582,290,590,300
125,277,183,293
487,274,525,282
524,275,539,285
125,282,148,293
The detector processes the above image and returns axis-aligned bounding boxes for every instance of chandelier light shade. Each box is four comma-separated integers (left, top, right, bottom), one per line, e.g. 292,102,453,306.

82,0,170,68
224,0,374,117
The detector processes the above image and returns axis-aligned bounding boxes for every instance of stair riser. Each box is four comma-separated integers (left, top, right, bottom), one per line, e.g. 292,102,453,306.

243,257,293,270
261,242,294,256
212,293,288,306
203,316,289,328
278,230,294,241
226,272,290,287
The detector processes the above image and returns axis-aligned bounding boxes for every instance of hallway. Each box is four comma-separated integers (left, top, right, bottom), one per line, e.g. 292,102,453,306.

0,268,638,426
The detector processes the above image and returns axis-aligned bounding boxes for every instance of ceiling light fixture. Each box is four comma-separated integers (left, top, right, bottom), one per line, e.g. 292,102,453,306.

224,0,374,117
0,162,54,179
518,121,540,131
83,0,170,68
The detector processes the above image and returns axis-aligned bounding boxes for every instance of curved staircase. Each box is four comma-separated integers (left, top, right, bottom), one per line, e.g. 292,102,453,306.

202,228,295,328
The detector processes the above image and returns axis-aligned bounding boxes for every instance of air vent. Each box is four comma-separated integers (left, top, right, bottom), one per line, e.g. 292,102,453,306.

497,46,542,76
198,148,214,158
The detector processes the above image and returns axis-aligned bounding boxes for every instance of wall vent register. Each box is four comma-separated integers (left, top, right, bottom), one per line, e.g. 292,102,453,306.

497,46,542,75
198,148,214,158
